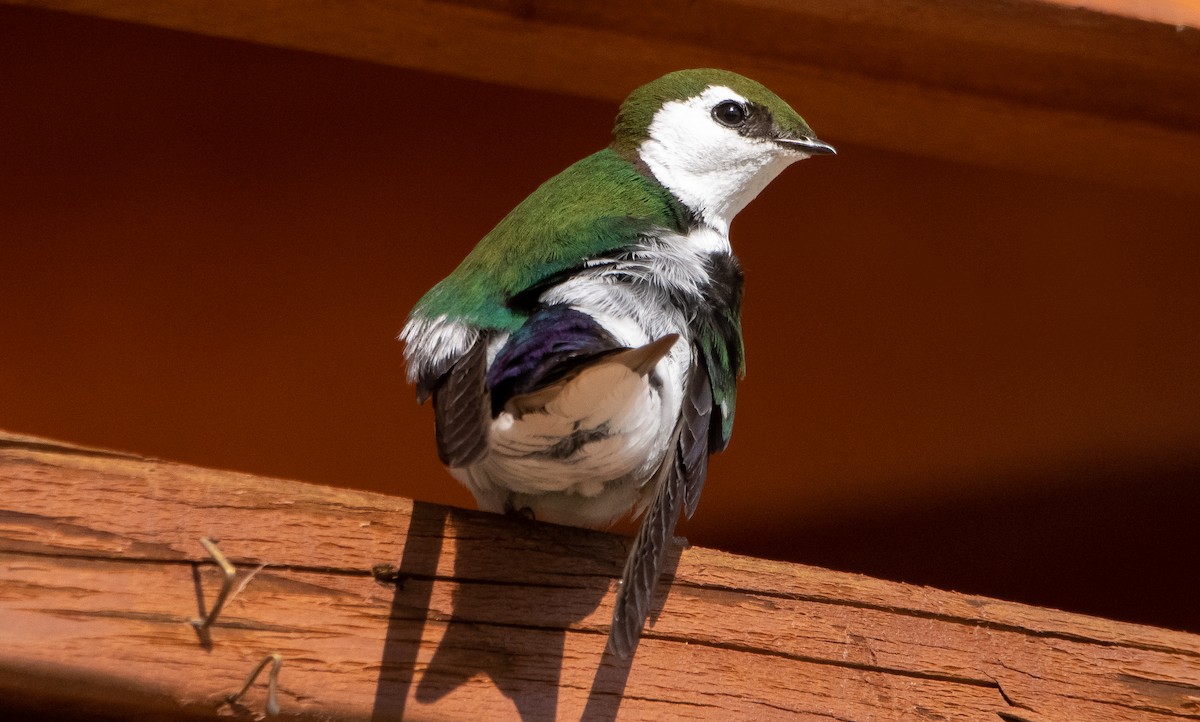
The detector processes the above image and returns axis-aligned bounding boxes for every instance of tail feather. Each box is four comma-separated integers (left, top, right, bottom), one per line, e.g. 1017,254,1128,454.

607,430,684,658
607,349,712,657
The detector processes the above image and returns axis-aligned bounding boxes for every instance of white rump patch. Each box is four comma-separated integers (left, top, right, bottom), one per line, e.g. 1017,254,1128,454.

399,313,478,385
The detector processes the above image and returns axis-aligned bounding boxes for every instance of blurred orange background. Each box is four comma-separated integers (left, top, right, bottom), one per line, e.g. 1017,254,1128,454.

2,6,1197,631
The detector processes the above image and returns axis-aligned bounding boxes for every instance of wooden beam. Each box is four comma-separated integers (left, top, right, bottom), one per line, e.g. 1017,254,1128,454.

3,0,1199,195
1056,0,1200,27
2,429,1198,720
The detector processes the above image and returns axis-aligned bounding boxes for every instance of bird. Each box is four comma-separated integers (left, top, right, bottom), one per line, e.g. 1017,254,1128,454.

400,68,833,657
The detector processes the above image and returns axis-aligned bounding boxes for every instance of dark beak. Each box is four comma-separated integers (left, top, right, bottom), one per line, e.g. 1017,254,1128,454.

776,136,837,155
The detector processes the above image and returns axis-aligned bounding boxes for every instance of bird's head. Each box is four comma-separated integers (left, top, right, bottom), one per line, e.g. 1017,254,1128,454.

611,68,834,233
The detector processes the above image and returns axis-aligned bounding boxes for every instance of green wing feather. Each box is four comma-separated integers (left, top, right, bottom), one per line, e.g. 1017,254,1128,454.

413,148,691,331
696,254,746,451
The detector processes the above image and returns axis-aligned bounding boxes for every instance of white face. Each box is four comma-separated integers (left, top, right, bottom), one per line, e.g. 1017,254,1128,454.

638,85,807,235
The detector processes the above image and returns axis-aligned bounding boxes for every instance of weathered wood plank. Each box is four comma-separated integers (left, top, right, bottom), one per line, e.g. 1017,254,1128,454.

2,0,1198,195
1,555,1020,720
1,430,1198,720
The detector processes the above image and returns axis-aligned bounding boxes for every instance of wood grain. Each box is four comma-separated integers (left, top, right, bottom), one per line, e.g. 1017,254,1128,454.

1,429,1198,720
2,0,1198,196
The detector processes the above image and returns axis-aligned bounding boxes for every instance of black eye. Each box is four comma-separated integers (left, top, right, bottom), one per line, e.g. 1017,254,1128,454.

712,100,747,127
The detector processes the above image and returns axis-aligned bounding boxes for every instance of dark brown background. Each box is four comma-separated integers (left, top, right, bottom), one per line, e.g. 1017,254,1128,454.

2,6,1197,631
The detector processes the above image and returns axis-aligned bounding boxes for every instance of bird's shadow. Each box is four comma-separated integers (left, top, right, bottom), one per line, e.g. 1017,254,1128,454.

369,502,681,721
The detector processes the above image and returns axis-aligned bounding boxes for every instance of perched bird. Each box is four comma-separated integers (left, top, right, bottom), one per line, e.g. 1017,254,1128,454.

401,68,833,657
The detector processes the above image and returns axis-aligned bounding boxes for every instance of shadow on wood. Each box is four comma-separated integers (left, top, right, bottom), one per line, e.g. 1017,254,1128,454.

370,501,664,721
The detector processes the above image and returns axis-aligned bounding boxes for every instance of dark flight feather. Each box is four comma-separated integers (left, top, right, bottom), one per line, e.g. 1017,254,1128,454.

486,305,619,416
431,339,490,467
501,333,680,419
681,360,713,519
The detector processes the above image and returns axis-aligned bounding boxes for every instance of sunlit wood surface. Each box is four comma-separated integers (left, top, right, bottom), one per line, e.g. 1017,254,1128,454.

4,431,1199,720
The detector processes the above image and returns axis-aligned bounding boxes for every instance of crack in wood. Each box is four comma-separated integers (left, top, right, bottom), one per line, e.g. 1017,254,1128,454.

678,580,1200,659
37,607,306,634
1118,673,1200,698
639,631,1002,690
996,661,1200,719
993,675,1049,722
0,438,147,461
